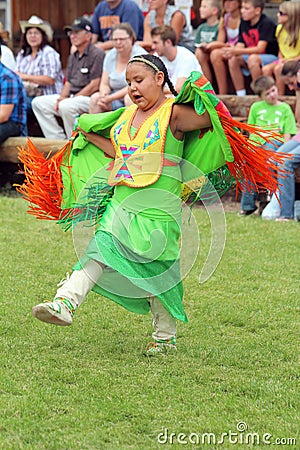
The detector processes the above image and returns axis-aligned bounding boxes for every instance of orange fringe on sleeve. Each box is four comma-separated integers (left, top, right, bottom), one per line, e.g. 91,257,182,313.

219,114,291,196
17,138,72,221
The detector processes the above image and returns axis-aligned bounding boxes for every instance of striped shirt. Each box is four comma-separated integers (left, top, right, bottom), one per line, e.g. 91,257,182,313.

16,45,64,95
0,62,27,135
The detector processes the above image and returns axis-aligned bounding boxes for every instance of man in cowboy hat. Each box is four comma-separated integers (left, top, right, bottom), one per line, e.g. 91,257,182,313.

32,17,105,139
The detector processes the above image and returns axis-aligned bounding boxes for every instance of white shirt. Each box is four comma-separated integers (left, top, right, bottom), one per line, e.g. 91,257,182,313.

159,46,202,87
1,45,16,71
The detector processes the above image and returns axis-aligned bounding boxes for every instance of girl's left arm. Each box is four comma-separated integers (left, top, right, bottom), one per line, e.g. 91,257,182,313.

171,104,212,134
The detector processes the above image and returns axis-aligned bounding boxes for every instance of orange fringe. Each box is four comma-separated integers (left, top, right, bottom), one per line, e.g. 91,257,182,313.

17,119,292,223
219,114,291,196
17,138,72,220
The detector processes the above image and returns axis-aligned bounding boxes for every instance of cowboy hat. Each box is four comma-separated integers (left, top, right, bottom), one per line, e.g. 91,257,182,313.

19,15,53,42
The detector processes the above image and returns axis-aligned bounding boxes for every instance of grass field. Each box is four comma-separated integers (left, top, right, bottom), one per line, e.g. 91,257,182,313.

0,194,299,449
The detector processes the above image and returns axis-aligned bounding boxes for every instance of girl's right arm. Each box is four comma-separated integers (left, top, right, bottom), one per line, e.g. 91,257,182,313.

76,127,116,158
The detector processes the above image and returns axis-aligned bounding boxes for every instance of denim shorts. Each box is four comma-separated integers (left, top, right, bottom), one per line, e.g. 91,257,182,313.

242,54,278,76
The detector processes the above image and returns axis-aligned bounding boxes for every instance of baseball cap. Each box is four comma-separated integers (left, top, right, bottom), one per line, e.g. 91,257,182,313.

64,17,93,33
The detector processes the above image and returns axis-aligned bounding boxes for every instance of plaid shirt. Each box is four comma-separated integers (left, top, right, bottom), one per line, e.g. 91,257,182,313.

16,45,64,95
0,62,27,135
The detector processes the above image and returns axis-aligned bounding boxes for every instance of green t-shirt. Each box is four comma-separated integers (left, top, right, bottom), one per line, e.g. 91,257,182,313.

195,22,219,45
248,100,297,143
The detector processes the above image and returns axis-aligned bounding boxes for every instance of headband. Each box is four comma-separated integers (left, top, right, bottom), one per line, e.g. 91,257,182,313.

128,56,160,72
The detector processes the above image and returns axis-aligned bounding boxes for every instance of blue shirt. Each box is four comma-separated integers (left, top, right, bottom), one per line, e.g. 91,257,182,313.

92,0,144,42
0,62,27,135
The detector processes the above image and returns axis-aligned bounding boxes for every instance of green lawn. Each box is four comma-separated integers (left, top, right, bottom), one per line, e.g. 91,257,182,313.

0,194,299,449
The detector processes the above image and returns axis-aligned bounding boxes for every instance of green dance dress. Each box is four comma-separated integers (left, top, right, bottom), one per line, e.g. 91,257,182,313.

19,72,287,324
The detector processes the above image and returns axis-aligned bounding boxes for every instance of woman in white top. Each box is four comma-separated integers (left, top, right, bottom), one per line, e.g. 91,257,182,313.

89,23,147,113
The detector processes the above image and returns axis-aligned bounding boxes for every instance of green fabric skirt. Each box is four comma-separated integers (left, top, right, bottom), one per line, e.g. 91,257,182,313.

73,196,187,323
71,128,188,322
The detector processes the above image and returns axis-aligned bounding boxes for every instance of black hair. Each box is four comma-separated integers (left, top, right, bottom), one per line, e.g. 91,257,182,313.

243,0,265,11
281,60,300,77
128,54,178,97
20,27,49,56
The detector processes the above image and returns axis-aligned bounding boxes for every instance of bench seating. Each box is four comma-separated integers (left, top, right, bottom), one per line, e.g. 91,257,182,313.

0,137,68,163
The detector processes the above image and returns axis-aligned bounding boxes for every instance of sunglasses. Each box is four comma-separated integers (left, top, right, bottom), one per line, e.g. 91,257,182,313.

277,10,288,16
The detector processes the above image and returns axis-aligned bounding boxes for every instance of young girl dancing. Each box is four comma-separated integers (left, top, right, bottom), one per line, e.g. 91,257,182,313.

19,54,287,355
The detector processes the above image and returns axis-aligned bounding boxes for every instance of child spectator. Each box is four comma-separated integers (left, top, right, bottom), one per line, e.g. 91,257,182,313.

224,0,278,96
209,0,241,94
263,1,300,96
194,0,221,82
239,75,297,216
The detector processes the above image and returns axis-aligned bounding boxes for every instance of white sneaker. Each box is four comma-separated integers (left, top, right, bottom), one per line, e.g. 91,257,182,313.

32,298,75,326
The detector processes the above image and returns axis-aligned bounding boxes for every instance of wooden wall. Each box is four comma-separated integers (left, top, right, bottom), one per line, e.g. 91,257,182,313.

11,0,98,67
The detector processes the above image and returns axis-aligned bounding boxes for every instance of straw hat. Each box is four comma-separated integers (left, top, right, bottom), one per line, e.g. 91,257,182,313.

19,15,53,42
